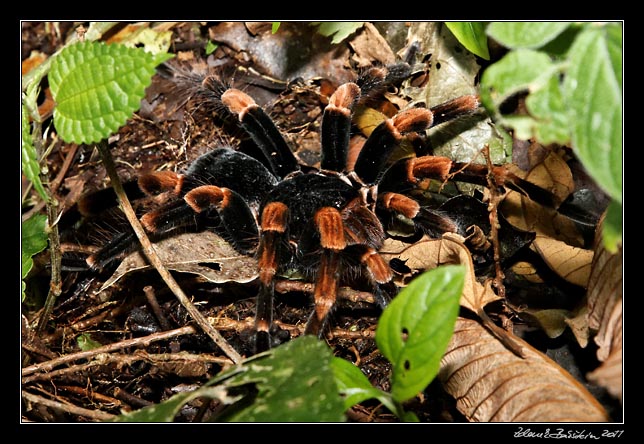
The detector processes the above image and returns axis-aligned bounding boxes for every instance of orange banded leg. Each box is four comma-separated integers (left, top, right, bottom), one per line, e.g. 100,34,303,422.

360,247,395,308
220,89,298,178
182,185,258,254
354,107,434,184
138,170,184,196
407,156,556,208
320,82,361,172
255,202,290,352
378,191,459,236
305,207,346,336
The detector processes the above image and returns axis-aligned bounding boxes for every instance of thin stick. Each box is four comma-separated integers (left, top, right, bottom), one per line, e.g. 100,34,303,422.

483,145,506,299
22,391,116,422
80,140,242,364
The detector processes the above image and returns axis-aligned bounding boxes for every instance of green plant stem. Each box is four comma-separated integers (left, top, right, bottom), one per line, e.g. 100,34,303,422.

94,140,243,364
33,120,62,337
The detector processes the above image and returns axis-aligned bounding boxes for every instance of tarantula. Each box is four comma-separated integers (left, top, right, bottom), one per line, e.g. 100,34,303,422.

85,60,554,352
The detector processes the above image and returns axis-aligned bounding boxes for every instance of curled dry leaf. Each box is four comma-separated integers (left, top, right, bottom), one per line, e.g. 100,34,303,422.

585,213,623,403
439,317,610,422
532,235,594,287
348,22,396,68
100,231,259,291
502,148,583,248
380,233,501,313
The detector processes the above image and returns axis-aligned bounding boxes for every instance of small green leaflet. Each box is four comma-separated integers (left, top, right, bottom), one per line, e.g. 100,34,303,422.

313,22,364,44
376,265,464,402
21,104,48,201
445,22,490,60
48,41,173,144
22,214,48,301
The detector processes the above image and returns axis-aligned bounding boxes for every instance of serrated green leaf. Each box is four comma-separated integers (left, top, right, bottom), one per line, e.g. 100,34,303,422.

49,41,173,144
487,22,572,49
313,22,364,44
21,104,48,201
445,22,490,59
22,214,48,301
563,26,622,204
223,336,345,422
376,265,464,403
331,357,397,414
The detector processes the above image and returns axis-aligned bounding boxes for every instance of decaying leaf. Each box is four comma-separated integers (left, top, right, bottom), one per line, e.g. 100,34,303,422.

348,22,396,68
502,149,583,248
585,213,623,403
380,233,501,313
439,317,610,422
100,231,258,291
532,235,594,287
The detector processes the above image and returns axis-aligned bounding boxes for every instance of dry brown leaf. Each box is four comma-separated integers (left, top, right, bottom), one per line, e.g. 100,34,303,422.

510,261,544,283
587,342,622,404
348,22,396,68
564,304,591,348
100,231,258,291
439,317,610,422
586,214,623,403
521,308,572,339
532,235,594,287
380,233,501,312
502,149,583,247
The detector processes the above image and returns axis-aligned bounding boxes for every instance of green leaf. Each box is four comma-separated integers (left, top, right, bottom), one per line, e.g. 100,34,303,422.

445,22,490,59
479,49,557,114
313,22,364,44
602,200,622,253
563,26,622,205
113,387,239,422
205,40,217,55
487,22,572,49
376,265,464,403
223,336,345,422
525,73,571,145
115,336,345,422
77,333,103,351
48,41,173,144
272,22,280,34
22,214,48,301
21,104,48,201
331,357,398,414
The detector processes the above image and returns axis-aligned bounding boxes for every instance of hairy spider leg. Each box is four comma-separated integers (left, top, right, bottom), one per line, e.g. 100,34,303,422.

219,89,299,179
256,201,290,352
183,186,260,255
304,206,346,336
86,148,278,270
400,155,558,208
353,108,435,184
320,82,361,172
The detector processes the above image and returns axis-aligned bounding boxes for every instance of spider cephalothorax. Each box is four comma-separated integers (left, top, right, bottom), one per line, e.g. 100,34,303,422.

86,61,555,353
